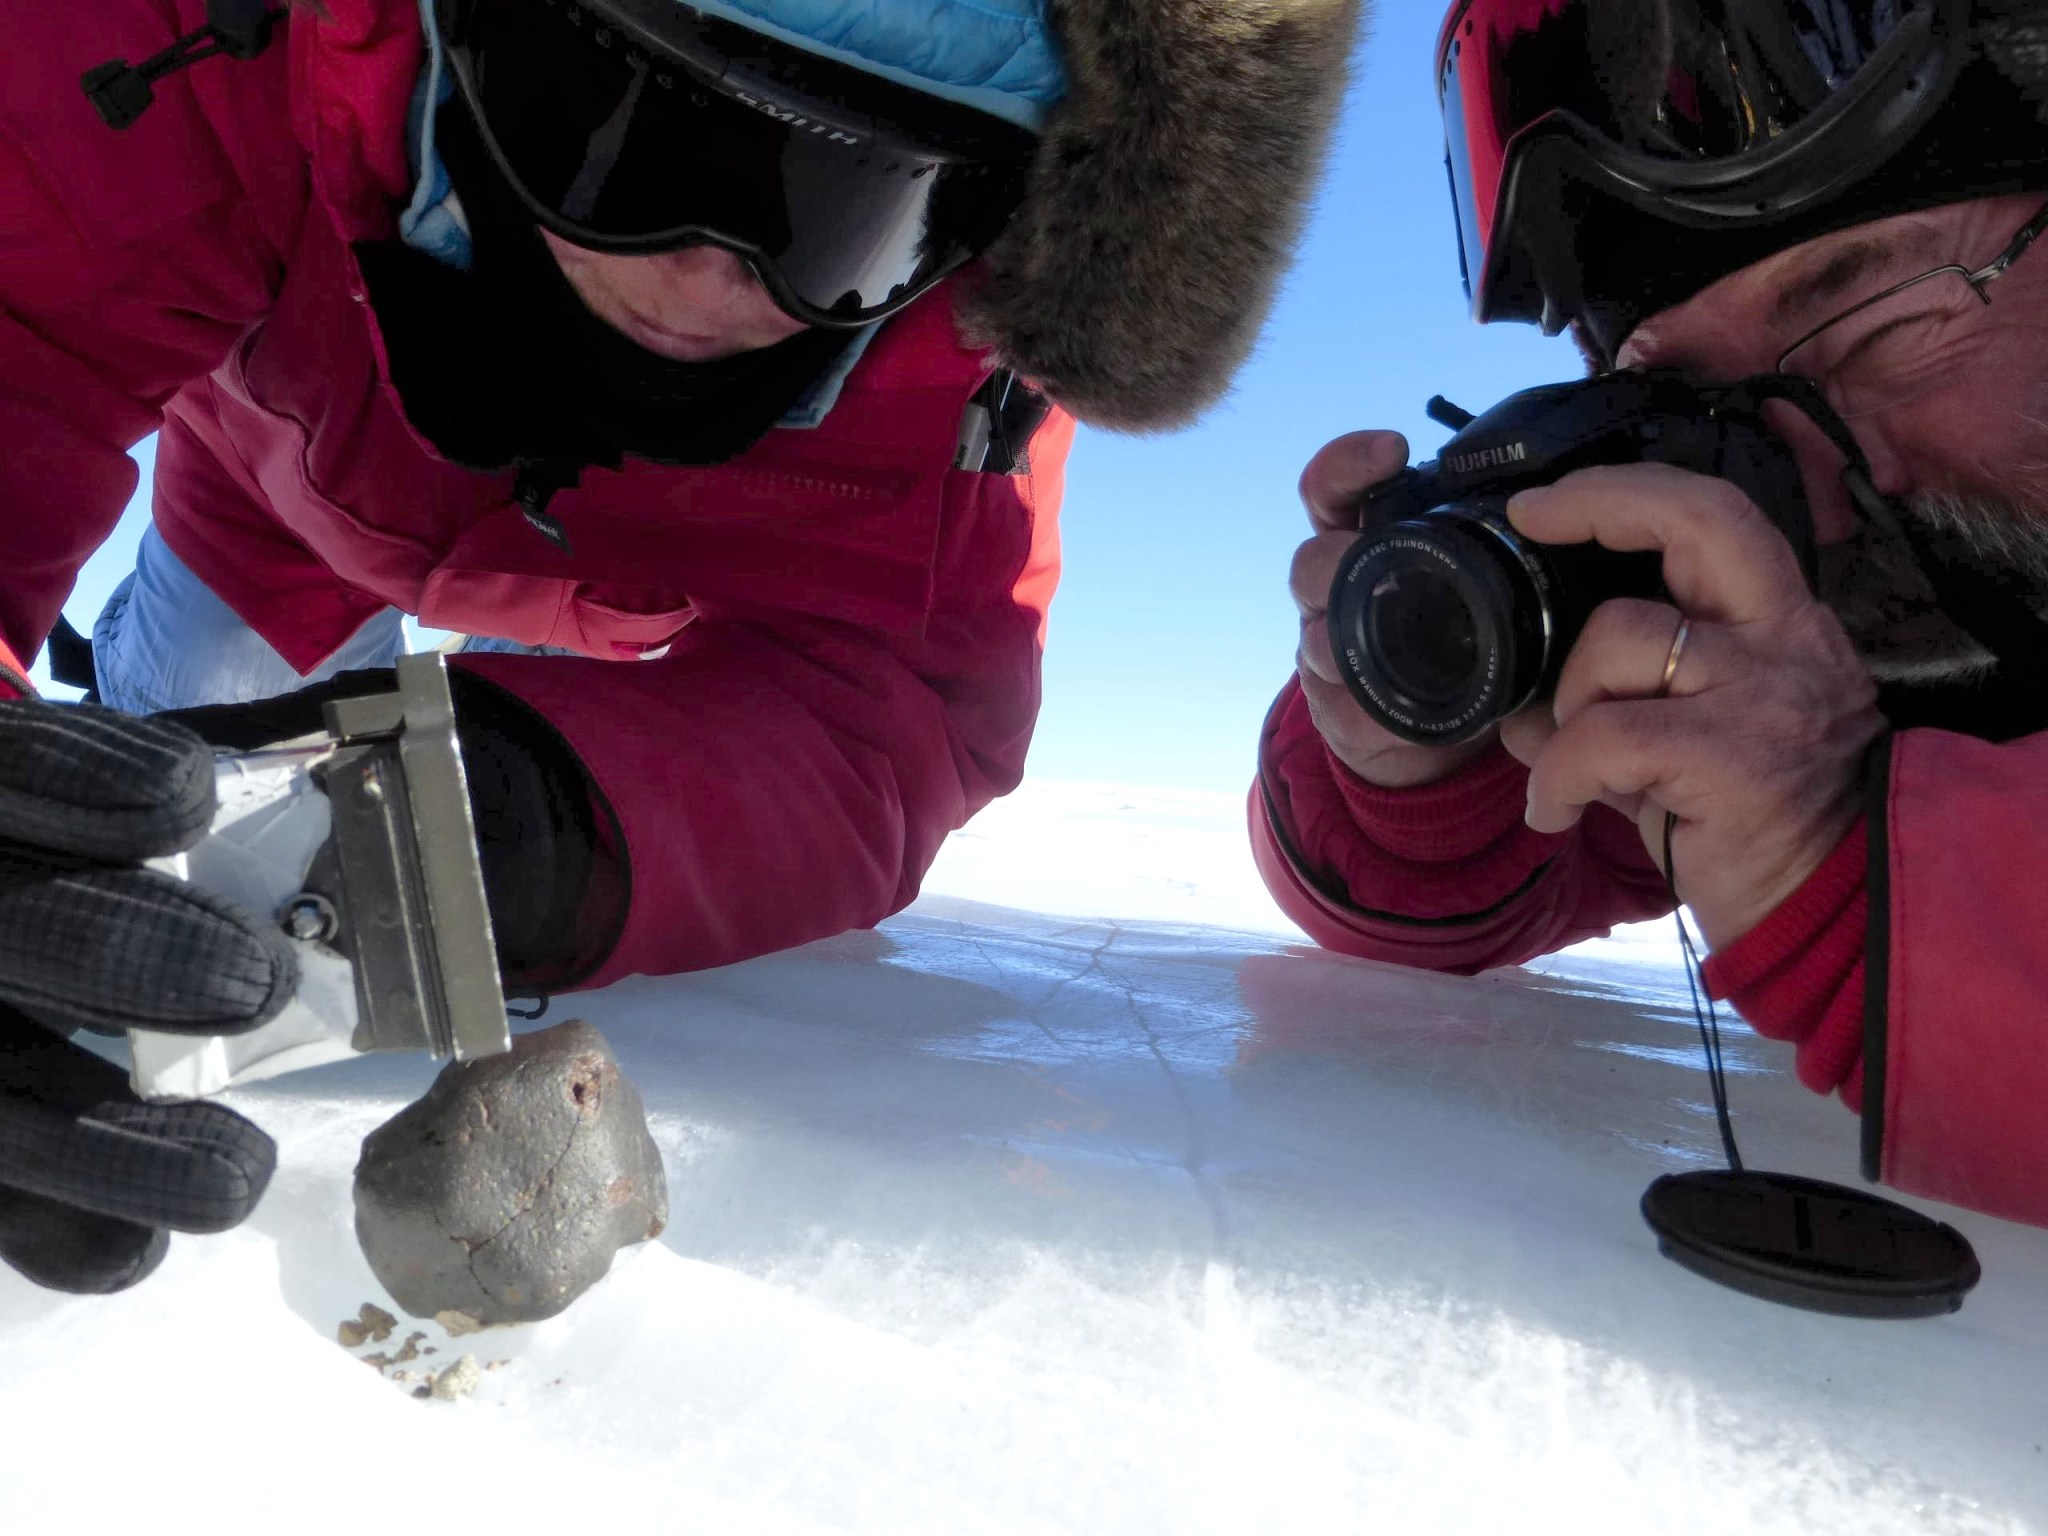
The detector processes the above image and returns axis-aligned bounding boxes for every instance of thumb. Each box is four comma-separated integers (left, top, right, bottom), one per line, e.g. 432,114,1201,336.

0,1185,168,1294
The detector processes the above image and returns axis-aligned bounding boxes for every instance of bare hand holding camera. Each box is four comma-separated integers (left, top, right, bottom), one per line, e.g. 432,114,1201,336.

1500,462,1885,948
1291,431,1497,789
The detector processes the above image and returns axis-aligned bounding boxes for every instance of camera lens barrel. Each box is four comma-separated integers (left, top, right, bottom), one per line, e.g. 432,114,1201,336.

1327,503,1554,747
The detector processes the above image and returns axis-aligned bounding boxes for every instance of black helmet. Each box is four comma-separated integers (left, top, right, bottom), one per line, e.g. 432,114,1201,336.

1439,0,2048,357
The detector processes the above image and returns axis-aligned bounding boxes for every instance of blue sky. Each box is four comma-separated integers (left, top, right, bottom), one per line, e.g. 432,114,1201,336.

1026,3,1576,792
39,2,1576,796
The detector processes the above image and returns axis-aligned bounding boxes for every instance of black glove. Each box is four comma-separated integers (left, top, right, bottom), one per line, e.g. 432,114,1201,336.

0,699,292,1294
0,665,616,1297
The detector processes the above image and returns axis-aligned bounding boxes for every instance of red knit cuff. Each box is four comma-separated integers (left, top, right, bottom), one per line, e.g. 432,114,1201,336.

1702,824,1867,998
0,637,29,699
1701,823,1869,1106
1325,740,1535,864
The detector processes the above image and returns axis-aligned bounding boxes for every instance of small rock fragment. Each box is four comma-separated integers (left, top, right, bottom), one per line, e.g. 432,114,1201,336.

354,1021,667,1327
429,1355,483,1401
412,1385,432,1401
484,1359,509,1372
390,1332,426,1365
360,1352,393,1372
337,1302,398,1348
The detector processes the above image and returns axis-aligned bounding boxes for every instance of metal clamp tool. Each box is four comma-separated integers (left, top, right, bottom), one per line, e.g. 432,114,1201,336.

130,655,510,1099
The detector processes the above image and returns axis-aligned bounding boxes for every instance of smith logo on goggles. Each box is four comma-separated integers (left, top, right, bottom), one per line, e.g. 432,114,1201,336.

729,90,864,145
434,0,1037,327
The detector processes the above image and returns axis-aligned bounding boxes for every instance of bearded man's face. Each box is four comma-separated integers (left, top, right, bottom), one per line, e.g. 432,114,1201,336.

1816,485,2048,681
1611,193,2048,684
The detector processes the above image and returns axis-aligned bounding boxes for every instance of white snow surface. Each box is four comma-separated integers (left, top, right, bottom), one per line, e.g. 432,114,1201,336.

4,779,2045,1533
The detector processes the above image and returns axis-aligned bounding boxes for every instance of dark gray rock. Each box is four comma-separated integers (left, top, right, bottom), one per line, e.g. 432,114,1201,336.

353,1019,667,1326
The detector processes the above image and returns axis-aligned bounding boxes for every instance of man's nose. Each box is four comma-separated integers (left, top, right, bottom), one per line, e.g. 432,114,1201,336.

1620,327,1909,542
1614,324,1766,379
644,245,765,303
1611,321,1695,373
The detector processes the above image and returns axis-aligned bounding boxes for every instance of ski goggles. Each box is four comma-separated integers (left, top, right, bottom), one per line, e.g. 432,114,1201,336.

432,0,1038,327
1438,0,1972,328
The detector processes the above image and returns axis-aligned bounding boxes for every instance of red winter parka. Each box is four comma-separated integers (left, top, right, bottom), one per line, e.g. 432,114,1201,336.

1250,674,2048,1232
0,0,1072,987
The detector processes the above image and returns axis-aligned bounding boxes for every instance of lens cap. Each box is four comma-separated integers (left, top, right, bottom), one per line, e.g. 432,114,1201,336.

1642,1169,1981,1319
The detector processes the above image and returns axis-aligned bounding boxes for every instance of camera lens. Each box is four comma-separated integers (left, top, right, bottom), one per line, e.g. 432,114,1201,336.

1326,505,1550,745
1368,566,1479,704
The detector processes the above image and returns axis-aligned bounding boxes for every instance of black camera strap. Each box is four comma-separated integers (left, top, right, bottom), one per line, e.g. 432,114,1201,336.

1747,374,2048,683
1632,378,1991,1315
1642,813,1982,1319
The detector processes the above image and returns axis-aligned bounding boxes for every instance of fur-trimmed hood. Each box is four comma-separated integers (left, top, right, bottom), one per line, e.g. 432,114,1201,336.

968,0,1366,430
637,0,1365,429
273,0,1359,433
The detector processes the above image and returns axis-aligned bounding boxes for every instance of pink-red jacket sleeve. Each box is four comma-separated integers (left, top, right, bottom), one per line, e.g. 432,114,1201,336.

454,413,1074,987
1699,726,2048,1231
1249,677,1672,972
1854,727,2048,1226
0,0,295,662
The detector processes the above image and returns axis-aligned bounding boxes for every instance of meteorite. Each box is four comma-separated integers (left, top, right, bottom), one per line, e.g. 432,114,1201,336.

353,1019,667,1326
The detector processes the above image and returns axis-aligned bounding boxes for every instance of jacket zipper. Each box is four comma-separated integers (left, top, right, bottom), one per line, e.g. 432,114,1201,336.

82,0,283,130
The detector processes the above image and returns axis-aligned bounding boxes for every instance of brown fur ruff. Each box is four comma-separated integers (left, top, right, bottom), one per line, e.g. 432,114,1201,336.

960,0,1366,431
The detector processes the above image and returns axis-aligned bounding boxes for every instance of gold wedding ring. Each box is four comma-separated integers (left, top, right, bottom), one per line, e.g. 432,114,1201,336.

1656,617,1692,699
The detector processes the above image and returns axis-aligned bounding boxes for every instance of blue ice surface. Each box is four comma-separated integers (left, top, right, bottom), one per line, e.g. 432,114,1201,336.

12,897,2031,1534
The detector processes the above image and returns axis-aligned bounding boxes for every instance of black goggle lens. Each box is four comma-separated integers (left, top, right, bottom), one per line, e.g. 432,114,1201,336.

1436,0,1942,322
442,0,1029,322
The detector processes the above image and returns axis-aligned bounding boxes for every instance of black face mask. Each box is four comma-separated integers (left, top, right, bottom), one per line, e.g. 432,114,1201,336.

356,98,855,479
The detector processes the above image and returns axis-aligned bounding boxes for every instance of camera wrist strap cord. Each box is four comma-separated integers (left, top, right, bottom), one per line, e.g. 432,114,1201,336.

1661,812,1742,1173
1640,812,1980,1316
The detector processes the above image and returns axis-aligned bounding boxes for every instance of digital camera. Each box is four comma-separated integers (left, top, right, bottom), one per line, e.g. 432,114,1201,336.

1328,370,1817,745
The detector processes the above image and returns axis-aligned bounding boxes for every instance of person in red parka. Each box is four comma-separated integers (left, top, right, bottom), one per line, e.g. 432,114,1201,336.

1255,0,2048,1231
0,0,1360,1293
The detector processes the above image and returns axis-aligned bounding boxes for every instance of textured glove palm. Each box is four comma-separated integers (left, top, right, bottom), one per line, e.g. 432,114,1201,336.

0,698,291,1294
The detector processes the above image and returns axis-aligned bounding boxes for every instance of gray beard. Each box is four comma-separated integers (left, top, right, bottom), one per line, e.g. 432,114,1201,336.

1815,489,2048,683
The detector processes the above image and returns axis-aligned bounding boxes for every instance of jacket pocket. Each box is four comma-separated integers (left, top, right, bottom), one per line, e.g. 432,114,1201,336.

419,566,693,659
